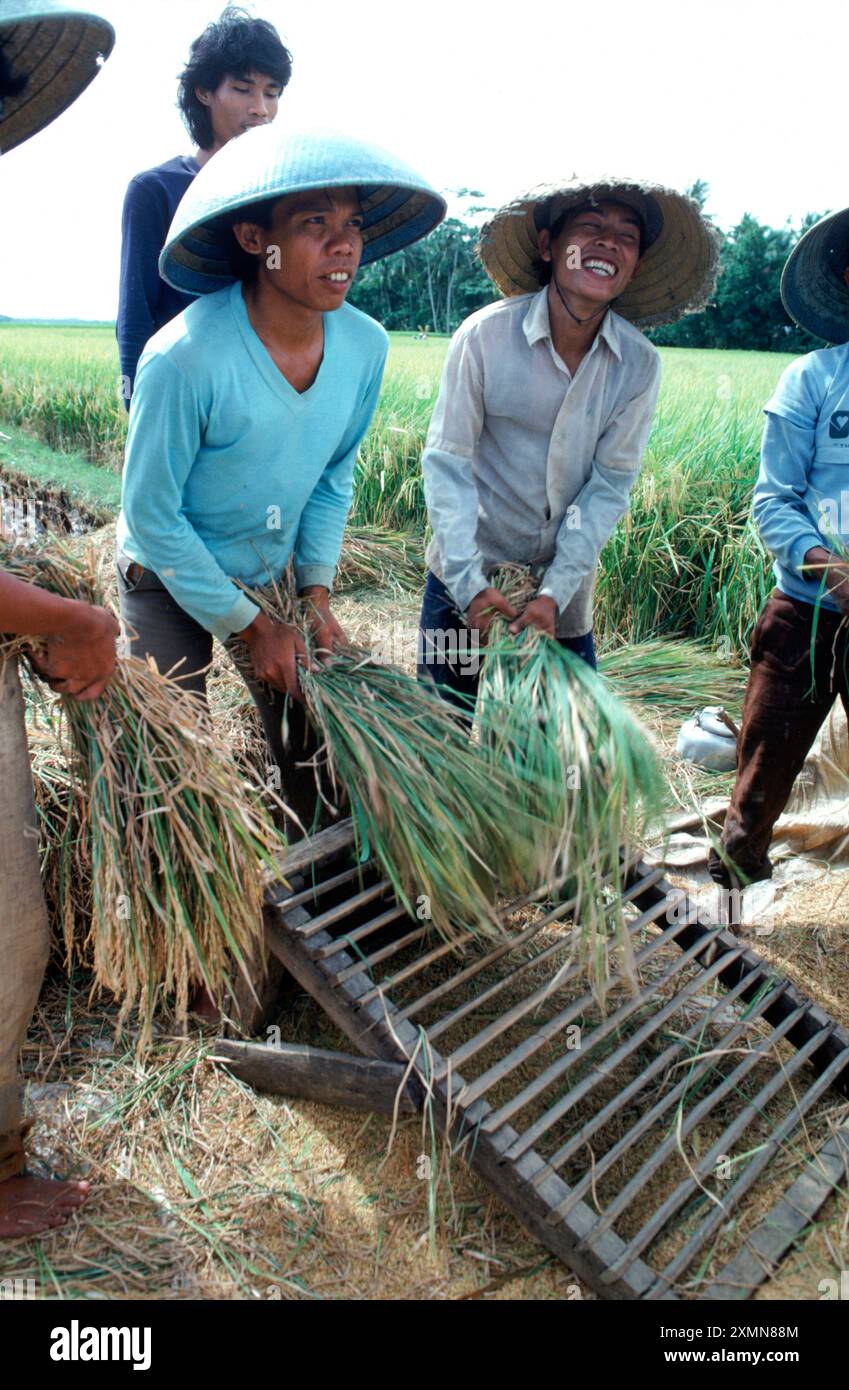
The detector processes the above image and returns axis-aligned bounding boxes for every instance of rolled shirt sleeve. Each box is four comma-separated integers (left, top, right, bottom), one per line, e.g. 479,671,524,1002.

293,345,388,592
120,353,260,641
539,358,662,613
421,329,489,612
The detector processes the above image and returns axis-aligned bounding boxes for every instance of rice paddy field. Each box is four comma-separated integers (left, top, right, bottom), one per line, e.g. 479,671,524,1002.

1,324,848,1304
0,323,791,656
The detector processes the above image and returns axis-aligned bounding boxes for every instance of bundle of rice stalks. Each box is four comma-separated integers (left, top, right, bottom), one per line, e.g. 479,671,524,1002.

335,525,424,593
236,578,544,945
476,569,669,995
597,637,746,717
1,538,287,1045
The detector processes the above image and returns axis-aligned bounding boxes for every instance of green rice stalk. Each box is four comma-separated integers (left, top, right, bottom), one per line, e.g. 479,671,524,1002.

1,537,288,1046
234,576,545,945
335,525,424,593
476,568,669,996
598,638,746,717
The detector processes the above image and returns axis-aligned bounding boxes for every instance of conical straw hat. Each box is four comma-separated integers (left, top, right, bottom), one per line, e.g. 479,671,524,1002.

478,176,720,328
780,207,849,344
0,0,114,154
160,125,447,295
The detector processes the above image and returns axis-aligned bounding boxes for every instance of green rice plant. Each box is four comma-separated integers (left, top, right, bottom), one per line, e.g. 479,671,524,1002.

0,325,792,654
336,524,424,592
0,325,127,466
1,537,287,1045
476,569,669,996
598,637,747,716
236,576,547,945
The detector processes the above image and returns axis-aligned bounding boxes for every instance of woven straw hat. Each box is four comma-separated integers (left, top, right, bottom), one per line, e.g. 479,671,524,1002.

478,176,720,328
0,1,114,154
780,208,849,344
160,125,447,295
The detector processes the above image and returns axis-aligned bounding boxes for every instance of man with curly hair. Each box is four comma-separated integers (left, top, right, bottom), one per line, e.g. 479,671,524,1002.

116,6,292,405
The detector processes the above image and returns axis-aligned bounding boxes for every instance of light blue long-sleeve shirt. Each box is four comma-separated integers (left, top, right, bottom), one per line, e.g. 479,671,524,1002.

755,342,849,612
117,281,388,640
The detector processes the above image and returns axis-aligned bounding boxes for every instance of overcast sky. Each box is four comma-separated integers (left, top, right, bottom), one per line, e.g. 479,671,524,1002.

0,0,842,319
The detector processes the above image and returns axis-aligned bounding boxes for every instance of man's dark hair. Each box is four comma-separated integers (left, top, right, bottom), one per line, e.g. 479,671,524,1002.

178,6,292,149
225,195,279,281
0,39,28,104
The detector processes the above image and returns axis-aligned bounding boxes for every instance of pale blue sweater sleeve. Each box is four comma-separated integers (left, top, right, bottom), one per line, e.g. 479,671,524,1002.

120,352,260,640
754,371,825,578
293,345,388,592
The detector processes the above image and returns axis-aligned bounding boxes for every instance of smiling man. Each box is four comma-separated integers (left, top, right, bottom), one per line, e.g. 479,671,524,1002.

117,125,445,835
417,177,718,706
116,6,292,405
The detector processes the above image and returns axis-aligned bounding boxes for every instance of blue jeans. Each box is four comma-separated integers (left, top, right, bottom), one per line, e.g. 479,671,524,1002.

416,570,596,711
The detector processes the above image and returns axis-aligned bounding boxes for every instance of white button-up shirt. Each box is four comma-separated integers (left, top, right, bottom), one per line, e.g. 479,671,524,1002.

422,287,662,637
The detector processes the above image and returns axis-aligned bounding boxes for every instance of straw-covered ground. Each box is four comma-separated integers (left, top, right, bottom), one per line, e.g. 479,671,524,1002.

2,534,848,1302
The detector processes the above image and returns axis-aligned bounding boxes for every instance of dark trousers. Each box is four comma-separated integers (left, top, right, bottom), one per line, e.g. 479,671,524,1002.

116,556,326,839
416,569,597,712
709,589,849,888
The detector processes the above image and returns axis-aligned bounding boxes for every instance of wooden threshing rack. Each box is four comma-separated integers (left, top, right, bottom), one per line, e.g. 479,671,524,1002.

218,819,849,1301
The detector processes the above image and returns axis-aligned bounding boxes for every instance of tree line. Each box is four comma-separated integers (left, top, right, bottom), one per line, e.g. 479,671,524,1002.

348,182,827,353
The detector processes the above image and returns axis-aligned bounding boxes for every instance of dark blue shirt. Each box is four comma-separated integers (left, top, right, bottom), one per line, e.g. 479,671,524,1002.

117,154,200,405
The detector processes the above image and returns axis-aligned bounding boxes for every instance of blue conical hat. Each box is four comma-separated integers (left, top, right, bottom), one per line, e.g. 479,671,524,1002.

0,0,114,154
160,125,447,295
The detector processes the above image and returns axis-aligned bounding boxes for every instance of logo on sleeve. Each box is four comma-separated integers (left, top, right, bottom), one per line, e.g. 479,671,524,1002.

829,411,849,438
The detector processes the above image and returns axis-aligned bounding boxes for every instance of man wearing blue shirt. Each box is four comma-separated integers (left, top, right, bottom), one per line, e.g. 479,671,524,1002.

710,207,849,891
117,6,291,405
118,126,445,833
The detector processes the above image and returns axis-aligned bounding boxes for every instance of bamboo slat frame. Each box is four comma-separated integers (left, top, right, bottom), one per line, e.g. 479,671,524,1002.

249,822,849,1300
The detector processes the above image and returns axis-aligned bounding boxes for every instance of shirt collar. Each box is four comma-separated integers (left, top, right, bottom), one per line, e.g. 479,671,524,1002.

522,286,624,363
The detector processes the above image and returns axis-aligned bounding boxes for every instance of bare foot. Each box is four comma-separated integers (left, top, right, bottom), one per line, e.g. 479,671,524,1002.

189,984,221,1026
0,1175,90,1239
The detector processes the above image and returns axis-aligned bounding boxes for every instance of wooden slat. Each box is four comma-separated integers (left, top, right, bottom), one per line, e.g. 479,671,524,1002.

311,903,410,959
263,910,398,1061
293,878,394,939
428,925,579,1044
492,940,746,1152
534,965,771,1188
255,848,849,1302
280,862,371,912
214,1039,419,1114
419,867,666,1043
645,1044,849,1296
266,870,666,1299
355,930,477,1006
327,923,431,985
271,817,356,879
548,985,793,1225
392,915,561,1027
699,1121,849,1300
624,863,849,1100
449,912,692,1104
595,1018,831,1277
